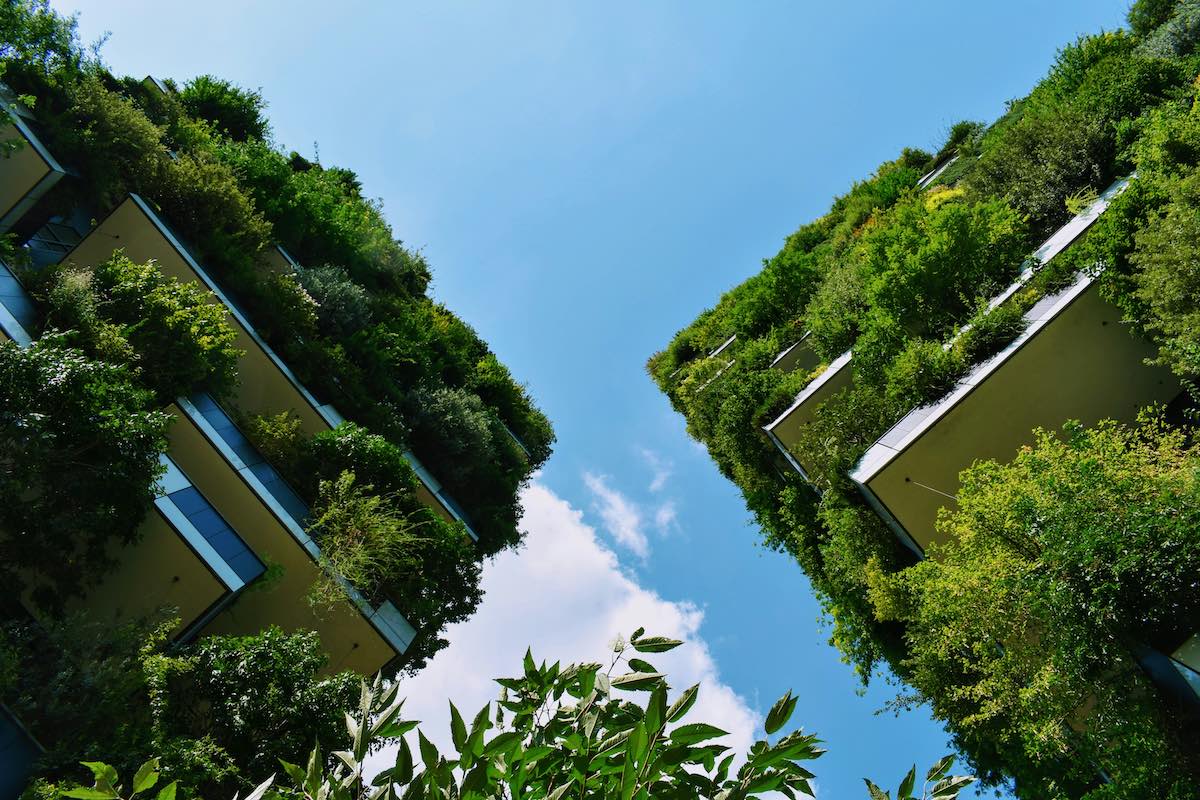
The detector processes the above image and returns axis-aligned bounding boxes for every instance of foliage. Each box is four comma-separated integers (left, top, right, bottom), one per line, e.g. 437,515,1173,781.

1137,0,1200,58
55,630,972,800
143,627,358,797
1131,169,1200,374
5,616,361,799
178,75,267,142
0,336,169,612
40,254,242,399
302,424,483,674
295,265,372,337
871,418,1200,795
0,615,171,782
0,0,85,85
1130,0,1183,37
307,471,424,608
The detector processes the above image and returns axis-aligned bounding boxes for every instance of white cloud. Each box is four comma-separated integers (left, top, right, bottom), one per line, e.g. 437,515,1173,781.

654,500,678,533
368,480,760,777
638,447,673,493
583,471,649,559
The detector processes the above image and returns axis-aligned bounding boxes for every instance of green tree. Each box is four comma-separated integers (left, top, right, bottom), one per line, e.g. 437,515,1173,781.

870,418,1200,795
42,254,243,400
143,627,358,797
0,337,170,612
179,75,268,142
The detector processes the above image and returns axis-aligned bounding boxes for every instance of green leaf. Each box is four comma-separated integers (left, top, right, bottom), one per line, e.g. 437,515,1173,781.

645,685,667,736
925,755,954,783
63,790,117,800
547,784,572,800
666,684,699,723
132,760,160,794
376,719,419,739
482,731,523,757
627,658,657,673
81,763,119,788
764,690,797,735
631,636,683,654
669,723,728,745
898,765,916,799
154,782,177,800
395,738,414,784
931,775,975,800
523,648,537,680
611,671,664,691
306,743,323,796
279,759,306,788
449,702,467,753
865,779,891,800
630,627,645,642
418,731,439,769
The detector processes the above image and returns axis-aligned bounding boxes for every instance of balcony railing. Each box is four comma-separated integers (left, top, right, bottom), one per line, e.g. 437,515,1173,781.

0,90,66,233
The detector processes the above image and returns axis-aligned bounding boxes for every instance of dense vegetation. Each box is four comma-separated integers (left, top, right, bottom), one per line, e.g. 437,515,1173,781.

0,0,554,675
648,1,1200,795
1,616,358,798
0,338,170,613
30,628,976,800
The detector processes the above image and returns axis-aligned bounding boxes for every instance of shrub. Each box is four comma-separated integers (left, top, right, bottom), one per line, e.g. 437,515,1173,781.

306,470,423,607
1130,0,1183,36
1131,170,1200,374
178,75,268,141
301,424,483,673
884,338,963,408
0,336,169,612
295,264,371,337
878,418,1200,794
42,254,243,399
144,627,357,796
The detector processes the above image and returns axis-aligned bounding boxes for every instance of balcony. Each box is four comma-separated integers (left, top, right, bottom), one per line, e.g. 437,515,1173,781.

172,394,415,675
75,449,265,640
763,350,854,482
0,91,66,234
849,272,1179,556
763,175,1135,487
61,194,339,435
0,259,34,345
404,450,480,542
769,332,819,374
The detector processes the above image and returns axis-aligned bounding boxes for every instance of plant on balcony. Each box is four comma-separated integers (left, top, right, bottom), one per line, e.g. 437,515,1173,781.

295,264,372,337
4,616,360,799
0,336,170,612
178,75,268,143
301,423,483,674
868,416,1200,794
306,470,424,609
40,254,243,400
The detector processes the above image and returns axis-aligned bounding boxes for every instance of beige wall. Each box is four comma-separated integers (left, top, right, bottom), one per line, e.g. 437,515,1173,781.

167,408,396,675
0,123,51,220
65,198,328,435
415,481,455,525
771,362,854,477
866,282,1179,553
67,507,227,636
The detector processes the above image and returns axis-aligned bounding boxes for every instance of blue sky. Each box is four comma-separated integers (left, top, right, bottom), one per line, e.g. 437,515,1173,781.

61,1,1131,795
